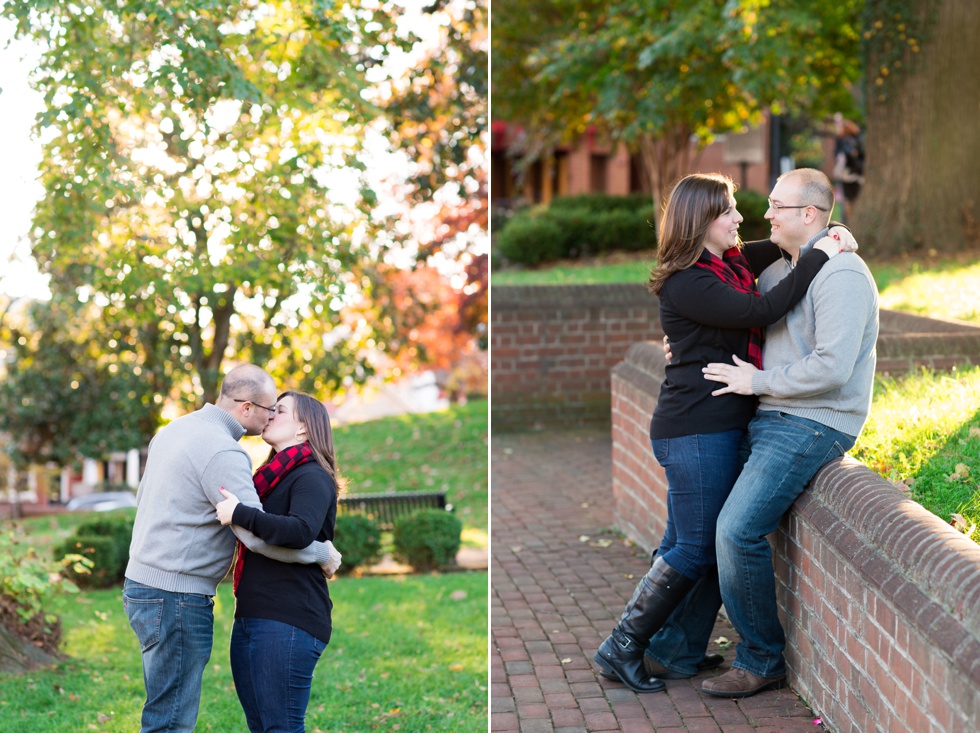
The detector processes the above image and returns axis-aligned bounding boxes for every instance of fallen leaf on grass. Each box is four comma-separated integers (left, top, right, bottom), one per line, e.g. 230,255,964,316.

970,427,980,439
449,663,464,672
450,590,467,601
97,713,112,723
948,463,971,481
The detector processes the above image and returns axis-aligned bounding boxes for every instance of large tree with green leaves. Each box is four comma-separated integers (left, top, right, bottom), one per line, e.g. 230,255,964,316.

0,0,442,415
492,0,859,227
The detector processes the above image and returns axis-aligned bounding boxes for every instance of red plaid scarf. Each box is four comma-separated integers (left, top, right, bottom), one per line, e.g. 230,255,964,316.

691,248,764,369
232,442,315,593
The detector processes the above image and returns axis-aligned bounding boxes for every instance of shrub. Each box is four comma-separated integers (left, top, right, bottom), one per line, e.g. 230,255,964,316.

495,213,567,266
333,514,382,574
54,513,133,588
735,189,772,243
392,510,463,572
548,192,653,214
0,527,89,654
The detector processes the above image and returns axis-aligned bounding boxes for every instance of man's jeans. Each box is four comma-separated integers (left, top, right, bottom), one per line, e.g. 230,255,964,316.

230,617,325,733
123,579,214,733
716,410,854,678
653,429,745,580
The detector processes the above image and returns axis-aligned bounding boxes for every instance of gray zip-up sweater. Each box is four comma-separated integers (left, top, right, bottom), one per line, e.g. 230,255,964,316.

751,230,879,438
125,404,329,596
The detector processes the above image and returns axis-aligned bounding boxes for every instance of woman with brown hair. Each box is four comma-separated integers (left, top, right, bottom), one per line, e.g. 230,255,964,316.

216,390,342,731
594,173,852,693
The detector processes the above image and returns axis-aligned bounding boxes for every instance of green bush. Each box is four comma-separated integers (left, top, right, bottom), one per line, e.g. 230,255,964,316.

54,513,133,588
497,203,655,266
333,513,382,574
495,213,567,265
735,188,772,243
548,192,653,214
392,510,463,572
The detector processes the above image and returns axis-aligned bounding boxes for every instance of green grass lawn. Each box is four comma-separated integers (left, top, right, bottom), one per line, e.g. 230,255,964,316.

0,572,488,732
0,400,489,730
852,366,980,537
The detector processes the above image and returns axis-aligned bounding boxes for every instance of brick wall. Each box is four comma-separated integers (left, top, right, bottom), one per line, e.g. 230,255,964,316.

490,284,659,429
492,283,980,430
612,341,980,733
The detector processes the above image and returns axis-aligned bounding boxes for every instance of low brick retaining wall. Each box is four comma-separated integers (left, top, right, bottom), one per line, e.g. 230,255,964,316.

611,341,980,733
491,283,980,429
490,284,657,428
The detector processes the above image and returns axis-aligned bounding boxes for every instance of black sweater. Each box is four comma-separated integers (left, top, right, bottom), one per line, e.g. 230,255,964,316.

650,241,829,440
231,461,337,643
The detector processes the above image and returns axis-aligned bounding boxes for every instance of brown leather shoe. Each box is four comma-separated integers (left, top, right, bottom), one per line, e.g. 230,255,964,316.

701,667,785,698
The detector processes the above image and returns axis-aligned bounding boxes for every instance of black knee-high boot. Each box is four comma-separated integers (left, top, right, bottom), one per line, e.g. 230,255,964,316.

593,556,696,693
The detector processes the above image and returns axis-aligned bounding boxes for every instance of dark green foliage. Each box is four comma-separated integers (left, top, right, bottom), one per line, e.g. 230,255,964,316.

333,513,382,574
496,195,656,266
54,513,133,588
392,510,463,572
495,214,568,265
735,189,773,243
547,193,653,214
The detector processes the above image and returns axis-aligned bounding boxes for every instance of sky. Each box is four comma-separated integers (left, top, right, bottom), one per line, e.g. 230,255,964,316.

0,19,49,300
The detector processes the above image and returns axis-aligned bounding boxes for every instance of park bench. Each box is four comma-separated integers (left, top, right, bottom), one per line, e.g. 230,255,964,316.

337,490,451,529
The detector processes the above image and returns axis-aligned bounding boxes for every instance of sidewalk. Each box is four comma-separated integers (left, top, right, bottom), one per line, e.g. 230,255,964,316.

491,426,824,733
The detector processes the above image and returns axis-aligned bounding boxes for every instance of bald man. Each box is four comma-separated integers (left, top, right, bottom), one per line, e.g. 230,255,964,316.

124,364,342,733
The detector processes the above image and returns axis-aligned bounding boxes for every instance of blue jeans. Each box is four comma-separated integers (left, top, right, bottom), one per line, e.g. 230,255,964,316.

122,579,214,733
716,410,854,678
230,617,326,733
641,430,744,674
645,563,725,676
653,429,746,580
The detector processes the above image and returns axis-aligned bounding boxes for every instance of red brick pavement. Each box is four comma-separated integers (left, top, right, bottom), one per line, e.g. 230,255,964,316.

491,427,827,733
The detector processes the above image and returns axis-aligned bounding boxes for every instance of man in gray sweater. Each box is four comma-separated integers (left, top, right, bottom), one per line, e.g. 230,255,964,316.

123,364,342,732
698,168,879,697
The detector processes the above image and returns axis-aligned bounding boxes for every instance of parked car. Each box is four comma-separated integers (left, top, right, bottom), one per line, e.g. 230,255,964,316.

65,491,138,512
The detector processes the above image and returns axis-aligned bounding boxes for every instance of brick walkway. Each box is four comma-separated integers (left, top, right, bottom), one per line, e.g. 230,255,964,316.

491,427,825,733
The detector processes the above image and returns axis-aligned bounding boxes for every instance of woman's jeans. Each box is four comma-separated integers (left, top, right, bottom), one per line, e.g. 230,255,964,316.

230,617,326,733
653,429,746,580
640,430,744,675
123,579,214,733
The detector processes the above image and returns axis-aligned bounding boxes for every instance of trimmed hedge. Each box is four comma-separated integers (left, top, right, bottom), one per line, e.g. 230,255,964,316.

333,514,383,575
496,194,657,266
54,513,133,588
735,188,773,243
392,510,462,572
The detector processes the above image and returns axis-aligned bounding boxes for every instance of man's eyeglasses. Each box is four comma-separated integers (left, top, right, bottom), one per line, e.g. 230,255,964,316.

768,198,829,212
233,398,277,414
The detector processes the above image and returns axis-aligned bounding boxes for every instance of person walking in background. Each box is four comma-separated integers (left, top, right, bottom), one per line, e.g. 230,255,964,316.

699,168,879,697
832,113,865,223
123,365,342,733
215,391,341,733
592,172,853,694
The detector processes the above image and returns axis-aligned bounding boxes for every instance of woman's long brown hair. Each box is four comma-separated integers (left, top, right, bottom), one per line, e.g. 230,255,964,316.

262,390,346,493
647,173,738,295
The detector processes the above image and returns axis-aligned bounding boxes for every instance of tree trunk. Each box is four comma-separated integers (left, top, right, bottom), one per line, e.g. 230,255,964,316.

0,621,59,675
853,0,980,256
639,124,695,239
